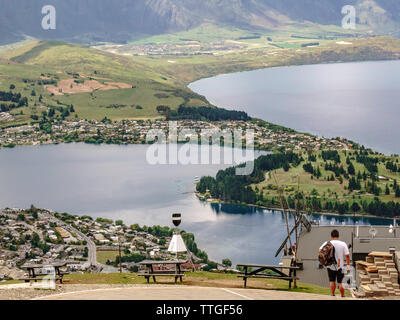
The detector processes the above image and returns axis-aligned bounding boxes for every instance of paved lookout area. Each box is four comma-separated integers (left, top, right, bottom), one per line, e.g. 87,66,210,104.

34,286,347,300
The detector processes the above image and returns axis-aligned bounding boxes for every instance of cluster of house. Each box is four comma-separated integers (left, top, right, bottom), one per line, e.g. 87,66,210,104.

0,118,353,152
0,207,222,278
0,112,13,122
68,215,208,272
0,208,89,275
98,40,245,56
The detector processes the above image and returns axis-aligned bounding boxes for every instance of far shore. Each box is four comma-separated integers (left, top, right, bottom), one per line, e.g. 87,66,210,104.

196,193,395,221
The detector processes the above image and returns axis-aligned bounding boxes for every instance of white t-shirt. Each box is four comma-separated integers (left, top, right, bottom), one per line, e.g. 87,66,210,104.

320,240,350,271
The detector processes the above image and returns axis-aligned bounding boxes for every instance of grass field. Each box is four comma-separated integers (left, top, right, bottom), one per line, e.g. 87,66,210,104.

96,251,126,265
130,23,260,44
0,41,210,123
129,22,364,46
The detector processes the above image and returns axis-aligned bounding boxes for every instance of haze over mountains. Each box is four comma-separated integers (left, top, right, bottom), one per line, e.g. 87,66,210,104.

0,0,399,44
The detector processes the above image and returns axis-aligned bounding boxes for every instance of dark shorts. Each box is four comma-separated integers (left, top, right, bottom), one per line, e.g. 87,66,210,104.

327,268,344,283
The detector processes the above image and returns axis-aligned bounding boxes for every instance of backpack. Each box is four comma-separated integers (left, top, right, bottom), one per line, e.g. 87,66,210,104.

319,241,336,266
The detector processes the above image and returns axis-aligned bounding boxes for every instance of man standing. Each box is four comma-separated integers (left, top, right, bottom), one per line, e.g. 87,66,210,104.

319,229,350,297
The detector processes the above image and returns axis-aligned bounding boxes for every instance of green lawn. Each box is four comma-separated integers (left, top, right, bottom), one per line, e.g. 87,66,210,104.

96,251,127,265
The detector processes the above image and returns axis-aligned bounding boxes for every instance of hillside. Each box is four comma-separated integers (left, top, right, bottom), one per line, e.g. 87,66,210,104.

0,36,400,124
0,41,209,122
0,0,400,45
197,148,400,218
257,150,400,216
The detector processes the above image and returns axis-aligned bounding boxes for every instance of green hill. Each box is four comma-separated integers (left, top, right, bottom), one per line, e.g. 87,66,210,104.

1,36,400,125
0,41,209,122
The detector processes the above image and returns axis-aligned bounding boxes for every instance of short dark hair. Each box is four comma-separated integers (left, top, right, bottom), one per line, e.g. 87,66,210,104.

331,229,339,238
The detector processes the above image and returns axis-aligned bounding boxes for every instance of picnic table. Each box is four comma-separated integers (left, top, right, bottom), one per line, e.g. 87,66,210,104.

237,261,300,289
20,262,70,284
139,260,187,284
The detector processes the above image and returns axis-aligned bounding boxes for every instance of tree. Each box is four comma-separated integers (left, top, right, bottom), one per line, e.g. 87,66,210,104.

31,233,41,247
283,162,290,172
222,258,232,267
130,265,139,273
10,84,15,90
315,166,321,178
348,177,361,191
202,261,218,271
61,107,70,118
156,105,170,115
348,162,355,175
351,202,361,212
303,162,314,175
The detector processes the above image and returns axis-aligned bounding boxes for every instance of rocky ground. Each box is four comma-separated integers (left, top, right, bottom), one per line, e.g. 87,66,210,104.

0,266,26,280
0,283,138,300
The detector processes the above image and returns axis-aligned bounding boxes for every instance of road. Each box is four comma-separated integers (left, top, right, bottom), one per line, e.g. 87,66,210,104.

1,211,44,241
34,285,349,300
39,211,99,269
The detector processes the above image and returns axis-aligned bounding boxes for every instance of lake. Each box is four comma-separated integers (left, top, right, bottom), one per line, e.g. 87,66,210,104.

0,143,390,266
189,60,400,155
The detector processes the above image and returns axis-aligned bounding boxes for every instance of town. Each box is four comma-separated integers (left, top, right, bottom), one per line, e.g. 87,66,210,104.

97,39,246,56
0,207,216,281
0,118,354,152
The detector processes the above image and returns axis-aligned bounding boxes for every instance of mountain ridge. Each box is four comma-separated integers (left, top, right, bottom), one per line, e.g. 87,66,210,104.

0,0,399,44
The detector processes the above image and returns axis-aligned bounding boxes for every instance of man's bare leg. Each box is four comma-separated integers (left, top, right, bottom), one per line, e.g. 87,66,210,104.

330,282,336,296
338,283,345,297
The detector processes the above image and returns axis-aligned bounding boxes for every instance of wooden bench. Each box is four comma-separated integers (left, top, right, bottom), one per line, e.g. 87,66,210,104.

139,260,187,284
237,262,300,289
18,276,66,284
139,272,185,284
20,263,70,284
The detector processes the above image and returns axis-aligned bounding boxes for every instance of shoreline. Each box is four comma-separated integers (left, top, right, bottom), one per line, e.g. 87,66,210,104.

196,193,395,221
187,57,400,86
187,59,400,157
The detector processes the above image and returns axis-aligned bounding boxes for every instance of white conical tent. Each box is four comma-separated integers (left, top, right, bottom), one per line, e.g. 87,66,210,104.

168,234,187,253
